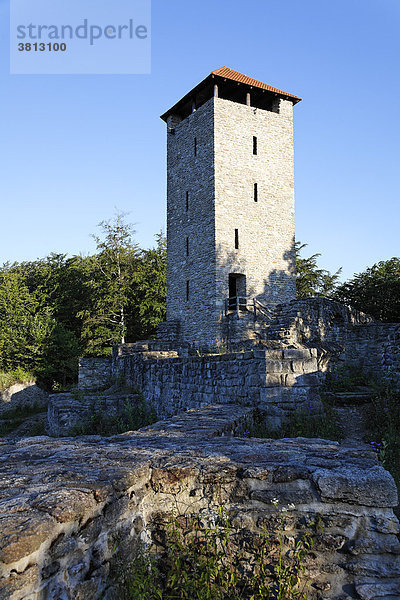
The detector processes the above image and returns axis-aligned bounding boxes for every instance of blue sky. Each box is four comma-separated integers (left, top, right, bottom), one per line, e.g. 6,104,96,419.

0,0,399,281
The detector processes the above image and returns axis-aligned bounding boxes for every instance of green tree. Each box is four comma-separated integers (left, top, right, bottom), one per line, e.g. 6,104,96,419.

295,242,342,298
334,258,400,322
128,232,166,340
0,267,53,373
80,213,140,354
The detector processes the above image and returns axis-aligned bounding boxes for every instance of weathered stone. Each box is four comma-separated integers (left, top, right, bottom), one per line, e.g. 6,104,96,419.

356,580,400,600
31,489,97,523
0,566,39,600
0,511,56,563
251,483,315,506
345,533,400,555
42,561,60,579
0,405,399,600
313,465,398,507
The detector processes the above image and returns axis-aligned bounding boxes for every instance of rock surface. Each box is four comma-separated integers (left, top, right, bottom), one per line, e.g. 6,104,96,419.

0,383,48,416
0,404,398,600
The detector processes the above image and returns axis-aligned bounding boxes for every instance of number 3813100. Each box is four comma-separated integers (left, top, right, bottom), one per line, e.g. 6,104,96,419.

18,42,67,51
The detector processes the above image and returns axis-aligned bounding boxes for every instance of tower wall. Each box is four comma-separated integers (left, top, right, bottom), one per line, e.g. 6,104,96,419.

165,94,296,348
166,98,218,346
214,97,296,317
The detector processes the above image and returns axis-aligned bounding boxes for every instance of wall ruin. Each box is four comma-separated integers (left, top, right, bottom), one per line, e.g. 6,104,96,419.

1,405,399,600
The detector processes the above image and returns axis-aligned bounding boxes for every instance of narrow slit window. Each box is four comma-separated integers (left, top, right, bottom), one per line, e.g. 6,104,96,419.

186,236,189,256
234,229,239,249
194,137,197,156
186,191,189,211
186,280,190,301
254,183,258,202
253,136,258,155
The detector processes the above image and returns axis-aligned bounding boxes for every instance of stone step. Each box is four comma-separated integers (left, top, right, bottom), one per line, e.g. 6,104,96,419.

325,390,374,406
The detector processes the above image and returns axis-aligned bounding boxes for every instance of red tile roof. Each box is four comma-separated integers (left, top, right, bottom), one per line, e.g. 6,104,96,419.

212,67,301,102
161,68,301,121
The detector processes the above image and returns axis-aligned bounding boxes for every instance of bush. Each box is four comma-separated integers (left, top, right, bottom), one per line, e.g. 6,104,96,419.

72,394,157,436
363,384,400,498
321,365,374,393
235,404,343,442
0,368,34,392
112,508,319,600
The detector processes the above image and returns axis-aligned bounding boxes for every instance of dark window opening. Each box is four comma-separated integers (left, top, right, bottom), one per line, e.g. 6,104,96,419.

186,236,189,256
186,191,189,211
234,229,239,249
253,136,257,155
194,137,197,156
254,183,258,202
186,280,190,302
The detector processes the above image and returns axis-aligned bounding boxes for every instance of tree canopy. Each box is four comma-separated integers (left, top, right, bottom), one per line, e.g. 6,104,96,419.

295,242,342,299
0,214,166,389
334,258,400,322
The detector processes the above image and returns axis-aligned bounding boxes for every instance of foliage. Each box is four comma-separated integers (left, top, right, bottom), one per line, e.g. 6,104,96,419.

112,507,318,600
0,267,54,374
295,242,341,299
0,367,34,391
237,404,343,442
80,213,140,353
334,257,400,322
72,395,157,436
0,215,167,390
363,384,400,502
127,232,167,340
320,364,374,393
0,401,46,437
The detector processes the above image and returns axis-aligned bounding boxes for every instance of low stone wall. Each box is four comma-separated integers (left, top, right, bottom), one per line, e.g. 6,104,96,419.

0,405,399,600
262,298,400,386
113,347,322,428
47,391,142,437
0,383,48,417
78,358,112,390
342,323,400,387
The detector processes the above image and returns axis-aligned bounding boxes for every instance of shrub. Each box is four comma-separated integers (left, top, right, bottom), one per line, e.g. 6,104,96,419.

72,394,157,436
111,507,319,600
0,368,34,392
235,404,343,442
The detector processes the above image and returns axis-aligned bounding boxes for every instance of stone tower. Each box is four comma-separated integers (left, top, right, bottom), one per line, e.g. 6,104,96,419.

160,67,301,348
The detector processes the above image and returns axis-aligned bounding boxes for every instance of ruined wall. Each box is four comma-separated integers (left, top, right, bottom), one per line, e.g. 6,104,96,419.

114,346,322,428
78,358,112,390
342,323,400,387
0,382,48,416
263,298,400,386
1,406,399,600
47,390,142,437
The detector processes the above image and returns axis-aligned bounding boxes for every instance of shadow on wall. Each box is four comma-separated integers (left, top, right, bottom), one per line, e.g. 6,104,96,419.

260,244,296,305
215,240,296,308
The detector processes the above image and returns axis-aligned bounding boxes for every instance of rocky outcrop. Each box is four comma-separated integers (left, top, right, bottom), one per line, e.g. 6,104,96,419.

0,405,398,600
0,383,48,417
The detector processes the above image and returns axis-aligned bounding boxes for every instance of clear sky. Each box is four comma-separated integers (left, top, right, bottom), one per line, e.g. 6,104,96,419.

0,0,399,281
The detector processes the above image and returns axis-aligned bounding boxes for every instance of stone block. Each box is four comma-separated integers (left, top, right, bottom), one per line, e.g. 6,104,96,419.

313,465,398,507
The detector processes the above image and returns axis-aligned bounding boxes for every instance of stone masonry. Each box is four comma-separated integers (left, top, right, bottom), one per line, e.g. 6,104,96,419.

78,358,112,390
112,345,321,430
1,405,399,600
162,68,299,348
